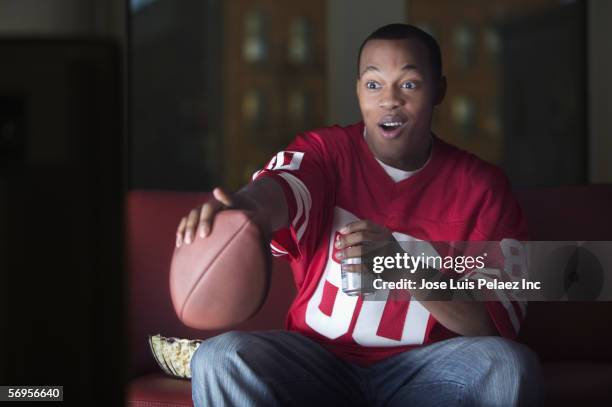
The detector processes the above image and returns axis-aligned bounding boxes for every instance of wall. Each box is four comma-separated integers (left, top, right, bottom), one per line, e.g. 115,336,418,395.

588,0,612,183
326,0,406,126
0,0,125,40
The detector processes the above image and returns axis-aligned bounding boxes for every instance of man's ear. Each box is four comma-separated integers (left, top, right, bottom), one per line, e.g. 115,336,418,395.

356,78,361,99
434,76,447,106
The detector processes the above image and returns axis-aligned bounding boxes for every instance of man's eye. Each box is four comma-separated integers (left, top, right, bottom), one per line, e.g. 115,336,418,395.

402,81,417,89
366,81,381,89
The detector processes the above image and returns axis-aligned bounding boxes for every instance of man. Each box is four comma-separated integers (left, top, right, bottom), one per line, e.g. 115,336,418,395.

178,24,543,406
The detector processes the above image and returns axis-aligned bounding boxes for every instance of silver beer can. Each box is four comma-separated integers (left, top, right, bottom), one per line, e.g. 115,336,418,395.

341,257,375,296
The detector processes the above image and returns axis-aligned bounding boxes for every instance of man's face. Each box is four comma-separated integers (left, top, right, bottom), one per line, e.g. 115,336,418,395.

356,38,443,168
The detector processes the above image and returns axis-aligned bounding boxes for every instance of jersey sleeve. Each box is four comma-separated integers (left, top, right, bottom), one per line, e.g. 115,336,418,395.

474,169,529,340
252,131,337,261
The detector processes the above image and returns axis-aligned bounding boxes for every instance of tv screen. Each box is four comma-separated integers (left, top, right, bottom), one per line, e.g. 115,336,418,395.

0,39,124,404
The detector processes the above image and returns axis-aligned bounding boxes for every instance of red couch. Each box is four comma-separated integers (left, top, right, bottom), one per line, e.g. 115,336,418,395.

126,185,612,407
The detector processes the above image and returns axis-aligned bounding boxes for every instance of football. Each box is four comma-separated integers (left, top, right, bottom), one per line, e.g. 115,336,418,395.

170,210,270,329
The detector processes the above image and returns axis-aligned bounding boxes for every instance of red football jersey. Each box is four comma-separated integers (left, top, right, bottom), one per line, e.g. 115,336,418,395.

253,122,528,366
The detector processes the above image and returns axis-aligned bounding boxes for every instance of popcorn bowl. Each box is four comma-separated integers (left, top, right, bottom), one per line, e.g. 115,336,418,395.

148,334,202,379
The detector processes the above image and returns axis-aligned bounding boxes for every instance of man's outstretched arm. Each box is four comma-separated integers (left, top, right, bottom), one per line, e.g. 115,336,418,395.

176,177,289,247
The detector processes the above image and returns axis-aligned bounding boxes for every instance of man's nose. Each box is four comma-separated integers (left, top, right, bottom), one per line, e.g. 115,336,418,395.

378,87,404,109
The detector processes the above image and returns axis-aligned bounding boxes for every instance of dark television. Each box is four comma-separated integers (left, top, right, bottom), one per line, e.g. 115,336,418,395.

0,39,124,404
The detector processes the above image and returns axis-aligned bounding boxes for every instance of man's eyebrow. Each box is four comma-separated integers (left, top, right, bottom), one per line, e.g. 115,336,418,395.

401,64,420,72
360,64,421,76
361,65,380,75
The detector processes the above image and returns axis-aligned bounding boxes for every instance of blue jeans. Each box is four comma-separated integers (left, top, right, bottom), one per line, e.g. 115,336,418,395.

191,330,543,406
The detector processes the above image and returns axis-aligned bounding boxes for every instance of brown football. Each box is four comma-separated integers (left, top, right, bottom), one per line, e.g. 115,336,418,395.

170,210,270,329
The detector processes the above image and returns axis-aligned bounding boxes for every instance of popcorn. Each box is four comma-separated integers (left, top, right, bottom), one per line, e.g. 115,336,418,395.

148,334,202,379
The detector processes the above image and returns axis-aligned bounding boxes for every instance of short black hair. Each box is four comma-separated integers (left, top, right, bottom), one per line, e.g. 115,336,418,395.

357,23,442,80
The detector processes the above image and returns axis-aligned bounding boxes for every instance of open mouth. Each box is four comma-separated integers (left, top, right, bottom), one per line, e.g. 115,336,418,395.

379,122,404,131
377,117,407,138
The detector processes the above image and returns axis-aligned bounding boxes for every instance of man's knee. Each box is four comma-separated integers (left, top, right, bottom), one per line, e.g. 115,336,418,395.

474,337,540,377
190,331,251,380
467,337,542,405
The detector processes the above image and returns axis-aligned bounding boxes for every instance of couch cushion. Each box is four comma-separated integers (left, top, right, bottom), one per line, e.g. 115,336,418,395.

514,184,612,240
127,373,192,407
542,362,612,406
127,190,296,378
126,363,612,406
515,185,612,362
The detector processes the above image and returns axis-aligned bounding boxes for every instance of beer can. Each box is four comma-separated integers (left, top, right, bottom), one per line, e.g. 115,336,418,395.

341,257,375,296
